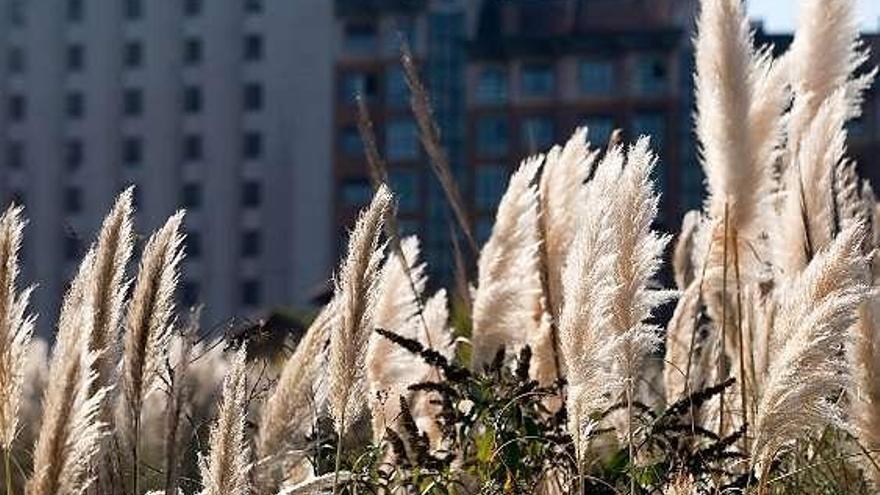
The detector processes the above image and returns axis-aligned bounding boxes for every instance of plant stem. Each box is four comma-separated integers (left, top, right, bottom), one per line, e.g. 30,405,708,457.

4,447,13,495
628,377,635,495
718,204,730,437
133,413,140,495
333,410,346,495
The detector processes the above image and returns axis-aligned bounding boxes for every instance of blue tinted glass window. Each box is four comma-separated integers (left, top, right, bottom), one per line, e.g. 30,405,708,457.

632,54,669,95
521,116,555,151
389,169,419,213
477,116,508,156
521,63,554,97
475,164,508,210
580,116,615,146
476,67,507,104
579,60,614,95
386,119,419,161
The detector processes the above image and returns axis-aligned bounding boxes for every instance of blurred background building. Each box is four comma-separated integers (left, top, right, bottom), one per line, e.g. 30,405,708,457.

0,0,878,336
0,0,335,335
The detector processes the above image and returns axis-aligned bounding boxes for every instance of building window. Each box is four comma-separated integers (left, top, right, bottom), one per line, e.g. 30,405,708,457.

241,279,261,306
9,95,25,122
185,231,201,257
9,0,25,27
476,67,508,105
124,41,142,68
67,0,83,22
632,112,666,149
244,82,262,111
67,44,84,72
340,126,363,157
579,60,614,95
65,139,83,170
476,116,508,156
181,280,200,307
389,169,418,214
65,186,82,213
243,132,262,159
241,230,261,257
341,177,371,207
125,0,142,20
521,116,554,151
386,16,416,51
340,72,378,104
521,63,555,97
64,233,81,260
184,38,202,65
6,142,23,169
123,88,143,117
184,0,201,17
8,46,24,74
344,22,378,53
241,181,261,208
66,92,84,119
580,116,615,146
475,164,508,210
183,86,201,113
244,34,263,62
386,119,419,161
385,67,408,107
123,136,142,166
181,183,201,209
632,54,669,96
245,0,262,14
183,134,202,161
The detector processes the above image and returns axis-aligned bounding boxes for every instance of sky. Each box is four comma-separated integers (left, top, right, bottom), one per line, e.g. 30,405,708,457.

747,0,880,33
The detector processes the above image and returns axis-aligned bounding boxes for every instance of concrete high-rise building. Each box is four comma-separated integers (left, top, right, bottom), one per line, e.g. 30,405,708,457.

0,0,335,336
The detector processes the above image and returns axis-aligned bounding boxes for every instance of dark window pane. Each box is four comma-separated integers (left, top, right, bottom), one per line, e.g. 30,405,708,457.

579,59,614,95
344,22,377,53
67,44,84,71
245,0,262,13
521,63,554,97
6,142,23,169
124,41,142,68
9,95,25,121
123,88,142,116
241,181,261,207
184,0,201,16
184,38,202,65
183,86,201,113
632,54,668,96
181,183,202,208
476,116,508,156
125,0,142,19
244,82,262,111
181,280,199,307
340,126,363,157
185,231,201,257
65,139,83,170
183,134,202,161
341,177,371,207
386,119,419,160
476,67,507,104
389,169,419,214
241,279,261,306
243,132,262,159
475,164,508,210
123,136,142,165
9,0,25,27
65,187,82,213
67,0,83,22
241,230,261,257
66,92,84,119
8,46,24,74
244,34,263,61
64,233,81,260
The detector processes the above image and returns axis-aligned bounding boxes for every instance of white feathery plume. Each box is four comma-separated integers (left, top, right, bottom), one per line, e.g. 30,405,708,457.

329,185,391,435
27,252,108,495
673,211,701,291
663,281,702,403
471,156,542,368
117,211,185,490
752,223,869,468
256,301,334,491
538,127,599,318
850,297,880,486
0,206,34,452
776,89,850,276
86,187,135,390
787,0,874,145
199,345,250,495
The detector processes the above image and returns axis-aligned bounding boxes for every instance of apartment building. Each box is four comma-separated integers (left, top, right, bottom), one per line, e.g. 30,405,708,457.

0,0,335,335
